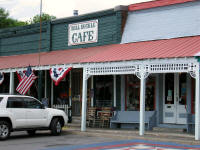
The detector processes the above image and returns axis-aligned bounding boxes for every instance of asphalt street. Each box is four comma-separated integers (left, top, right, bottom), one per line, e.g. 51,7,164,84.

0,130,116,150
1,130,200,150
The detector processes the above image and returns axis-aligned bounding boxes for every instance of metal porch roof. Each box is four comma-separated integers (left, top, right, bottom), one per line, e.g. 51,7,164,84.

0,36,200,70
128,0,196,11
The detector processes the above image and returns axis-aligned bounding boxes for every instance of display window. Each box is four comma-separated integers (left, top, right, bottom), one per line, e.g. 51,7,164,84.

126,75,156,111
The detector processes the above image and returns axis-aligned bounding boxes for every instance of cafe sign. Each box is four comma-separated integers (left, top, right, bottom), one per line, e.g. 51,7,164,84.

68,20,98,46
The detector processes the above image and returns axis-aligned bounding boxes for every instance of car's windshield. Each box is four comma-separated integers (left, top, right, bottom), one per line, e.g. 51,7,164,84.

0,97,3,103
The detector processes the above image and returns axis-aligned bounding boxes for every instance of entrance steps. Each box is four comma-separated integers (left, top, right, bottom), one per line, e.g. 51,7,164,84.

155,124,187,132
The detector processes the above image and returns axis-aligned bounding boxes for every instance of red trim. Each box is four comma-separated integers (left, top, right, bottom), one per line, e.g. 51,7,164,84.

128,0,196,11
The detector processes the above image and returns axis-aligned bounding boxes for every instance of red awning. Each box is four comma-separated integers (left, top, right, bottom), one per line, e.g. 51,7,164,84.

0,36,200,70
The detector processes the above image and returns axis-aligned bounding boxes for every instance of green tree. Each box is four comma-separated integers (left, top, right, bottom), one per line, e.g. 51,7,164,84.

0,8,28,29
29,13,56,24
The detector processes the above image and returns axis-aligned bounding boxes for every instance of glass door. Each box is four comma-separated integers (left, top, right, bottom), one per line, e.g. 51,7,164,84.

163,73,176,123
163,73,187,124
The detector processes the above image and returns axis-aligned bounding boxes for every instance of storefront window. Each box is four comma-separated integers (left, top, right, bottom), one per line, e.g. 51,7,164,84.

95,76,113,107
126,75,156,111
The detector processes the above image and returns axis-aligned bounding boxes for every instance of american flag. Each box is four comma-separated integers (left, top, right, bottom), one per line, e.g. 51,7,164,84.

16,66,37,95
0,72,4,85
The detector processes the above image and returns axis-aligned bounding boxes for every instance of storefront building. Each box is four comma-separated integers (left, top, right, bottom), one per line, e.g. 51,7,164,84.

79,0,200,141
1,0,200,141
0,7,127,119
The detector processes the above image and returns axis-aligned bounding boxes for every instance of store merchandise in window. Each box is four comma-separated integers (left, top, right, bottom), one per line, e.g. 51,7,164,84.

126,75,156,111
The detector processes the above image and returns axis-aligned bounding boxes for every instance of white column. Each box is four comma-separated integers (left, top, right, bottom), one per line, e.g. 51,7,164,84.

113,75,116,107
121,75,125,111
91,76,94,107
195,64,200,140
81,68,88,131
9,72,14,94
51,80,54,108
139,73,146,136
44,70,47,98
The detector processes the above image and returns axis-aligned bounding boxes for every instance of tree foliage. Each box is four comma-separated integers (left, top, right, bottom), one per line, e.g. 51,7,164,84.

0,8,28,29
0,8,57,29
29,13,56,24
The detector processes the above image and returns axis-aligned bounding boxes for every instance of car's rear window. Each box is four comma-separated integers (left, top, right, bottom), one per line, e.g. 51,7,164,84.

0,97,3,103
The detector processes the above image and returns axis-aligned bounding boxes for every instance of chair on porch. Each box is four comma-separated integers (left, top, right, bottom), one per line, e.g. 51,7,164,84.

87,107,101,127
99,107,112,128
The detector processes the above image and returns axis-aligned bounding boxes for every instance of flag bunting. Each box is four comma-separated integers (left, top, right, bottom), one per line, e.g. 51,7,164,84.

50,67,72,86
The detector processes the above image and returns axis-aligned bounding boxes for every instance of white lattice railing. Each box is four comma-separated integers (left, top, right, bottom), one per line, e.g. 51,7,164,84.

86,65,141,76
85,59,198,77
53,104,68,115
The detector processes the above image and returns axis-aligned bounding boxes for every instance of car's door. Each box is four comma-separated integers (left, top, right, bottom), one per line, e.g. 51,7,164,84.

24,97,48,127
6,97,27,128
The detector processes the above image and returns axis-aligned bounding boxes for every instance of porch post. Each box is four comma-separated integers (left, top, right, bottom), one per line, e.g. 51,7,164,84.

91,76,94,107
113,75,116,107
9,72,14,94
121,75,125,111
195,64,200,140
139,73,146,136
81,68,88,131
51,80,54,107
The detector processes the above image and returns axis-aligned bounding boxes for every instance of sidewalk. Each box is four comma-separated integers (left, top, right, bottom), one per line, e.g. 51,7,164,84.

64,126,199,146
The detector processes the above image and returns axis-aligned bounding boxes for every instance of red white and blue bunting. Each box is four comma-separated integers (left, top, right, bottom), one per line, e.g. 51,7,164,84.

0,72,4,85
50,67,72,86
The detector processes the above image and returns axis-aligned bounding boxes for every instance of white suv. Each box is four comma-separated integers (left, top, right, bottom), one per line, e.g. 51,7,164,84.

0,94,68,140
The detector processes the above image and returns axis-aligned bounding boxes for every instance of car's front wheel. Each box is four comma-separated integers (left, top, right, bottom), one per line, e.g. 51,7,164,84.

0,121,10,140
50,118,62,136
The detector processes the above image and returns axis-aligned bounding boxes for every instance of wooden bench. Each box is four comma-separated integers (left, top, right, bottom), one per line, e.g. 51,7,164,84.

110,111,156,130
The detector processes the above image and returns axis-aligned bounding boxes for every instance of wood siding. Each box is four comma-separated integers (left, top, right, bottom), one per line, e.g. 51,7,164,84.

0,10,123,56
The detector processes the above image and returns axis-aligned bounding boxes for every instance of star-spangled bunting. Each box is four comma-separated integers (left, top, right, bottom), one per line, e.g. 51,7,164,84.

0,72,4,85
16,66,37,95
50,67,72,86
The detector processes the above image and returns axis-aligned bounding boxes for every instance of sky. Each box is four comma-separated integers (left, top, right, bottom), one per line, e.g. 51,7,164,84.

0,0,151,21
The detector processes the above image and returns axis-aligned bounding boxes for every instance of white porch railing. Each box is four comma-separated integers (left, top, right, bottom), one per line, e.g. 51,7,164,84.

53,104,68,115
